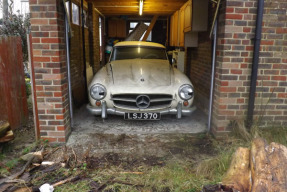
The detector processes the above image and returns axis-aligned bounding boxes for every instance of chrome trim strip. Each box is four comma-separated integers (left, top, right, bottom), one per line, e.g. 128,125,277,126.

87,103,196,118
150,98,173,102
111,98,136,102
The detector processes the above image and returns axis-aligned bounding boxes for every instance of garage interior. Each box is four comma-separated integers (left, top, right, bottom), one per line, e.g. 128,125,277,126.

63,0,214,142
63,0,213,143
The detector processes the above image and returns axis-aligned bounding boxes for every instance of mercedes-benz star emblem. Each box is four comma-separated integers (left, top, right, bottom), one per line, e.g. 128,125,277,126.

136,95,150,109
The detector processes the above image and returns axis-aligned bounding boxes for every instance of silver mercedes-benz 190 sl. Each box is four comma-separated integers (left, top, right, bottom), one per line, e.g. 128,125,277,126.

87,41,196,120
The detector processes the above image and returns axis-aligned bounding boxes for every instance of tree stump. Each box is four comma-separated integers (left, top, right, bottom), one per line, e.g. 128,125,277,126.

250,138,287,192
222,147,251,192
215,138,287,192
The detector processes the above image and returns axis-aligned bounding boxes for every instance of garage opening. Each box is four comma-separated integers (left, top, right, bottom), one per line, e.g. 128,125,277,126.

28,0,216,143
63,0,213,143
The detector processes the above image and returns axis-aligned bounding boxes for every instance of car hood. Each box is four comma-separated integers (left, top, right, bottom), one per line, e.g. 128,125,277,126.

109,59,172,86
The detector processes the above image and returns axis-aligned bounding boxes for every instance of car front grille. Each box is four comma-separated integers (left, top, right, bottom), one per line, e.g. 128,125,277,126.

111,94,173,110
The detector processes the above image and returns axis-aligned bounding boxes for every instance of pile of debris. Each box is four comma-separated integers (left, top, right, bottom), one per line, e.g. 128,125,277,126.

0,144,149,192
0,145,85,192
202,137,287,192
0,121,14,144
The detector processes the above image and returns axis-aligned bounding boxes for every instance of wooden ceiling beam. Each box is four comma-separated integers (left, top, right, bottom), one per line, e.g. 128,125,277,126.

142,15,158,41
88,0,188,16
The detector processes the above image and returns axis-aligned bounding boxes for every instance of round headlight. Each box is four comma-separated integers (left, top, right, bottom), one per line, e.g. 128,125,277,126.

90,84,106,100
178,84,194,100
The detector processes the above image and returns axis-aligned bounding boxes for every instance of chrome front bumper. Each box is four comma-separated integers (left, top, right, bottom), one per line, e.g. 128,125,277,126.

86,101,197,119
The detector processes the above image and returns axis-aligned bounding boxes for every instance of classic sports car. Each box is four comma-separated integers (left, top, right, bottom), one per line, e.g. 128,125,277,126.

87,41,196,120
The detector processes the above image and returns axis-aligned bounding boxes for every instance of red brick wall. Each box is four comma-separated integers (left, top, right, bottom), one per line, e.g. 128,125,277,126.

189,32,212,113
212,0,287,134
30,0,70,143
258,0,287,126
188,2,215,113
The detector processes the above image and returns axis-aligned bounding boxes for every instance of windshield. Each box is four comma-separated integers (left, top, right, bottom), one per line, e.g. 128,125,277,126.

110,46,168,61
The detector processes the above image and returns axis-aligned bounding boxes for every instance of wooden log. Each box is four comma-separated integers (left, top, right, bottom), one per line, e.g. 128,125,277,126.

0,130,14,143
0,121,10,138
250,138,287,192
222,147,251,192
205,138,287,192
20,150,43,163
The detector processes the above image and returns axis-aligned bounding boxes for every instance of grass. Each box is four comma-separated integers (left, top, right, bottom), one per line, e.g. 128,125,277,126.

87,153,233,192
195,149,233,181
257,126,287,146
230,119,287,146
0,141,39,177
54,180,90,192
90,161,204,192
5,159,19,169
74,136,239,192
22,146,32,155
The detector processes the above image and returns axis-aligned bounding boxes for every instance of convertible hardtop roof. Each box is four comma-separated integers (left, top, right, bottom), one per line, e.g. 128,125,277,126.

114,41,166,49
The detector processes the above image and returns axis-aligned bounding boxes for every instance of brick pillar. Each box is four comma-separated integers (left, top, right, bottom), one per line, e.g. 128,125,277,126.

30,0,70,143
212,0,287,134
212,0,256,134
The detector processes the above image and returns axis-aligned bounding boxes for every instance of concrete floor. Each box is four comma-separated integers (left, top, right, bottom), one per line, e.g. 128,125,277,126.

66,104,208,156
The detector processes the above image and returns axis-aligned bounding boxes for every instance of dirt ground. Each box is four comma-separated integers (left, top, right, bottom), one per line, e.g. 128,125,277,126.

67,105,208,157
0,106,222,192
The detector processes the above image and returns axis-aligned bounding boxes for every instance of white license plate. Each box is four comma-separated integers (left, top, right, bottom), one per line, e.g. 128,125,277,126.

124,112,160,120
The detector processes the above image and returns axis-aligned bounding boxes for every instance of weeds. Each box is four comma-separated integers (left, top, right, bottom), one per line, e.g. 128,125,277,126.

257,126,287,146
5,159,18,169
31,167,69,187
91,160,209,192
0,153,5,161
54,180,90,192
230,118,287,146
196,150,233,181
230,120,252,142
22,146,32,155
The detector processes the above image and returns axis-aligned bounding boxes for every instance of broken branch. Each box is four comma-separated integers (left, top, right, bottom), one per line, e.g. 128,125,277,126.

52,175,80,187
